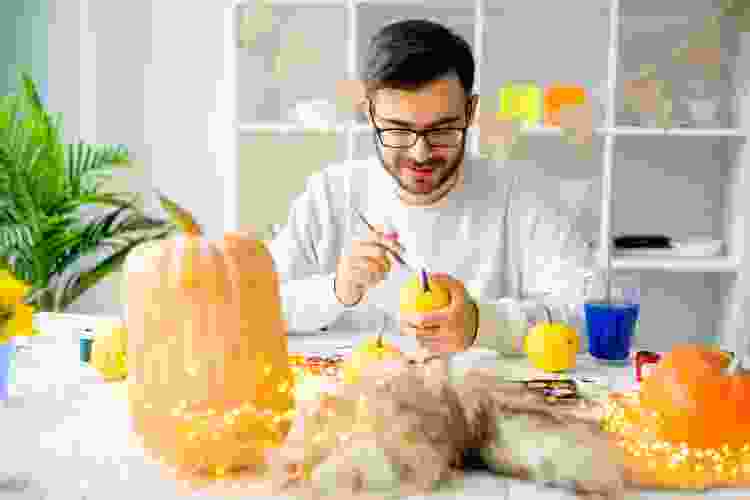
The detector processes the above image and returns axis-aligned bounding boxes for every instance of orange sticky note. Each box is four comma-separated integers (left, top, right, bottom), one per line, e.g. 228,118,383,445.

544,85,587,127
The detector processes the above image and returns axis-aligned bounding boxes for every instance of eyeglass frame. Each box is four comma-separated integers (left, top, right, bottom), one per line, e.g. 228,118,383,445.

367,98,473,149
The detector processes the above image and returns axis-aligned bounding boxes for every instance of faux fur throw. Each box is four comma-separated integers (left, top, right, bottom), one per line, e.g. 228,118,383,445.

264,356,626,500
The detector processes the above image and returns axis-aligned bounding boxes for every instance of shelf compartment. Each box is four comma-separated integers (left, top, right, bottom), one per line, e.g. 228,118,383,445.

353,2,475,125
236,3,349,124
612,256,739,272
616,11,735,130
238,131,347,232
483,3,611,130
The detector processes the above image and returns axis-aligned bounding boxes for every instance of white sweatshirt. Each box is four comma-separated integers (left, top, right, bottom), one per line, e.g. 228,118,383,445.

267,153,594,354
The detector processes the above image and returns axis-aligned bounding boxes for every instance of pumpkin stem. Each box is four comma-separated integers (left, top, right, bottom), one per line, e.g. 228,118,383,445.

540,303,552,323
155,189,203,236
727,355,750,375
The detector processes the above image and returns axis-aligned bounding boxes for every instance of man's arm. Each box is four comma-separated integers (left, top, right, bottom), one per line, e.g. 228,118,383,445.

267,171,350,333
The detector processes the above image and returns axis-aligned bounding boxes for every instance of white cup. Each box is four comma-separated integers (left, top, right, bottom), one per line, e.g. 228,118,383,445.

480,297,551,356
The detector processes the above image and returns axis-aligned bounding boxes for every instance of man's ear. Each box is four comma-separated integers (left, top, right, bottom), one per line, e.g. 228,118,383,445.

362,100,373,125
468,95,479,126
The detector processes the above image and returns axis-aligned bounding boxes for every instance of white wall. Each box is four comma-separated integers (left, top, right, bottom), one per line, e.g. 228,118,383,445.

143,0,237,240
47,0,237,316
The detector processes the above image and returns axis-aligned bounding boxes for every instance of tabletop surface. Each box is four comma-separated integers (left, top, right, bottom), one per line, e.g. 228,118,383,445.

1,313,748,500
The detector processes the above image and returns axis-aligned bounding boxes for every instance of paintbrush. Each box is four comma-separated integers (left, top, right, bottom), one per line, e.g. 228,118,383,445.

354,208,430,346
354,208,420,273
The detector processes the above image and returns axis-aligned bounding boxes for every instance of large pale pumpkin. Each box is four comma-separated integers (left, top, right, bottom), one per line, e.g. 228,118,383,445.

123,192,295,479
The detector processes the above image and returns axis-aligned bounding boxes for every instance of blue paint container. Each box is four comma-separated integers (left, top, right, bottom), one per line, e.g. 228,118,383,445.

585,302,640,363
79,328,95,364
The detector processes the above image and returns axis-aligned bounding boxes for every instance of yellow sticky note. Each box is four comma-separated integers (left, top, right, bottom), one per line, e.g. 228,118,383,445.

498,82,542,127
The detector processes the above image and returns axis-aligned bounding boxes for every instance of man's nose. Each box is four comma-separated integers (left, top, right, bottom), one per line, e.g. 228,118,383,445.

411,135,431,162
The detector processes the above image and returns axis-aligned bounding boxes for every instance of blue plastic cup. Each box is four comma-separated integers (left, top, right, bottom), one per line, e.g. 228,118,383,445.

0,339,16,401
585,301,640,363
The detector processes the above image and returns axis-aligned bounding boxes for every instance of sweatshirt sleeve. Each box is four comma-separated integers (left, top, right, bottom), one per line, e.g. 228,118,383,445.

472,175,595,354
267,171,349,333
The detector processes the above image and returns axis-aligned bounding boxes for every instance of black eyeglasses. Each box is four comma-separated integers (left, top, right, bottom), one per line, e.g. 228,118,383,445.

368,99,471,149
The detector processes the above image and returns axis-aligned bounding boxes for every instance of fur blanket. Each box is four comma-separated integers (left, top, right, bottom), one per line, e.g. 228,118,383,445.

263,356,626,500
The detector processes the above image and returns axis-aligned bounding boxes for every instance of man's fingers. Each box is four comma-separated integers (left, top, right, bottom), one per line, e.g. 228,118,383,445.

352,258,385,287
399,317,439,336
400,312,450,328
426,273,467,312
353,240,392,274
370,224,406,257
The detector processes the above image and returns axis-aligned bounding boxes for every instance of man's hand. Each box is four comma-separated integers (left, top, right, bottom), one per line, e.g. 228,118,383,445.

399,273,478,354
334,225,403,306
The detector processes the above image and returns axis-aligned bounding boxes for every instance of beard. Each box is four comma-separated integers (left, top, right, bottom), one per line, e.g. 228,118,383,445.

374,132,466,197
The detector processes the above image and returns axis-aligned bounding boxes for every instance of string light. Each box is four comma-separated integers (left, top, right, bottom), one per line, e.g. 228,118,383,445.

134,353,344,481
602,392,750,485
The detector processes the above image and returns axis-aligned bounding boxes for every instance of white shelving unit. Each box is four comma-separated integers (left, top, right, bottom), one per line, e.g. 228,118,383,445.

230,0,749,353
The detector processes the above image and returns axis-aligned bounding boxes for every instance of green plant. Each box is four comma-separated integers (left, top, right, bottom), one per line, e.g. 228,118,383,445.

0,72,176,312
720,0,750,32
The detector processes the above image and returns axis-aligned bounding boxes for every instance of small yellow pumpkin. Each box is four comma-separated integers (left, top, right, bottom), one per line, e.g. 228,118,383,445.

341,336,404,385
90,319,128,381
123,192,295,479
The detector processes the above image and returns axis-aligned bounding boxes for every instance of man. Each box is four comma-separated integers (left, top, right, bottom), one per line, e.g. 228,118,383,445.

268,19,593,355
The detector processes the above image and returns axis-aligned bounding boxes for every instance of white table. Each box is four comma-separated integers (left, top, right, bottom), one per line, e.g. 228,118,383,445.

1,313,748,500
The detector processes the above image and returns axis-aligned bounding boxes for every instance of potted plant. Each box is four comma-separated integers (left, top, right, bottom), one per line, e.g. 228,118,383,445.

0,72,176,321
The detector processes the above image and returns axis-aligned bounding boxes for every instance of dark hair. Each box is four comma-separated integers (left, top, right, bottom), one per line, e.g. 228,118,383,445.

360,19,475,99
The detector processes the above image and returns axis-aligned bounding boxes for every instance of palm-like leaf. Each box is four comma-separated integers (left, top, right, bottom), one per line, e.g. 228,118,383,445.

0,71,177,312
56,228,173,311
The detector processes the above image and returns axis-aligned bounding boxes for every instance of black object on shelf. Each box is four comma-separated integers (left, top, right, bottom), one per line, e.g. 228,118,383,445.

613,235,672,249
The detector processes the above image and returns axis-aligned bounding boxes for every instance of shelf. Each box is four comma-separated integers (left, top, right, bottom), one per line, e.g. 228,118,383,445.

237,122,748,143
244,0,463,5
238,123,351,134
239,122,487,134
246,0,347,5
612,127,745,137
611,256,739,273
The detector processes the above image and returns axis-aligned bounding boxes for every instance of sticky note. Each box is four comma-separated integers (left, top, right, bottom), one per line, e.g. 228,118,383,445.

498,82,542,127
544,85,587,127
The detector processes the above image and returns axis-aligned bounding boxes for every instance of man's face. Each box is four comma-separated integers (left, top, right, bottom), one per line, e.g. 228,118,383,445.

368,78,476,201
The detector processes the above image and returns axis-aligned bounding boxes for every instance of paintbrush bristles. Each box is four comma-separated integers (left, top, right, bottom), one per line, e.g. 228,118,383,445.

420,268,430,293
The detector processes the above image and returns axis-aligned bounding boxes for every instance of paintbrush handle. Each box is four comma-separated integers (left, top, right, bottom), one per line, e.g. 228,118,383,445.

354,208,416,272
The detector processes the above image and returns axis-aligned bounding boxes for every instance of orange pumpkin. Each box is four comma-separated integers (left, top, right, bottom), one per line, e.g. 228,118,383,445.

639,343,750,450
123,192,295,479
